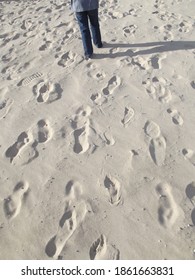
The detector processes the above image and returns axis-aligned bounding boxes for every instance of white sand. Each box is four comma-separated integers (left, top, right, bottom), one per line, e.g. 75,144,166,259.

0,0,195,260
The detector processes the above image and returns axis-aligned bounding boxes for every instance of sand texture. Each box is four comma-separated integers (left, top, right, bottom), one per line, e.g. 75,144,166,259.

0,0,195,260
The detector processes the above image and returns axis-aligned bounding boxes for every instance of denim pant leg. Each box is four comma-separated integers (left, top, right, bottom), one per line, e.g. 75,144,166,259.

75,11,93,56
88,9,102,47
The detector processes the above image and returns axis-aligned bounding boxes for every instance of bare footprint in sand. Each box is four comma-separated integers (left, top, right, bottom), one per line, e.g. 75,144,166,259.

102,76,121,96
150,54,166,70
121,106,134,127
123,25,137,37
104,175,122,206
167,108,183,126
144,120,161,139
86,62,105,81
4,181,29,220
73,125,90,154
89,234,120,260
57,51,83,68
149,136,166,166
37,119,52,143
33,80,62,103
156,182,179,228
142,77,172,103
144,120,166,166
5,131,32,163
71,106,91,154
45,201,87,259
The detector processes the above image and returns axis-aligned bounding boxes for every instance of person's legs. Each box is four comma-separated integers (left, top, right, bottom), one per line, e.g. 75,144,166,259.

75,11,93,57
88,9,102,48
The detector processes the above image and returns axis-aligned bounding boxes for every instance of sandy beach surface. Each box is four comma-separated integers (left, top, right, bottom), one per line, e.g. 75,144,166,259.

0,0,195,260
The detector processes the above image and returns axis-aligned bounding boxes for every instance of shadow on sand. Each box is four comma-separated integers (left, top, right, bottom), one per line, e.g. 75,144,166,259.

93,41,195,59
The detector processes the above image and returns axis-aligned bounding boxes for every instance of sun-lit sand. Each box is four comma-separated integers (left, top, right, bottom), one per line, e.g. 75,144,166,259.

0,0,195,260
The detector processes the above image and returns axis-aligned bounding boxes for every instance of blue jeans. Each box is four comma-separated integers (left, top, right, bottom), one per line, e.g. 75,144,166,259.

75,9,102,57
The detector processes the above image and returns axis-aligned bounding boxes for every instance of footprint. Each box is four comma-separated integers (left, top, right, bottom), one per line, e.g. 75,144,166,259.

89,234,120,260
123,25,137,37
33,80,62,103
4,181,29,220
21,19,33,30
121,106,134,127
143,77,172,103
1,63,18,80
86,62,105,81
45,201,87,259
185,182,195,205
178,20,193,33
37,119,52,143
0,87,14,120
71,106,92,129
156,182,179,228
167,108,183,126
102,76,121,96
149,136,166,166
144,121,161,139
39,40,52,51
58,51,81,68
104,175,122,206
73,125,90,154
159,24,174,41
71,106,91,154
182,149,195,166
62,28,76,44
150,54,166,69
5,132,32,163
144,121,166,166
18,72,43,86
132,56,150,70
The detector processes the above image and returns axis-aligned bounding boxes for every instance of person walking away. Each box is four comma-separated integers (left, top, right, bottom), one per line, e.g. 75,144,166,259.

71,0,103,59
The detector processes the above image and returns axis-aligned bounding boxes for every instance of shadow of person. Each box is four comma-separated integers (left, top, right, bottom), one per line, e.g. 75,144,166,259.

93,41,195,59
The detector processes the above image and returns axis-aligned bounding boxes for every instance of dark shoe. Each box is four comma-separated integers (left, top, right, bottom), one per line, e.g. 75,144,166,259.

95,43,103,48
85,54,93,60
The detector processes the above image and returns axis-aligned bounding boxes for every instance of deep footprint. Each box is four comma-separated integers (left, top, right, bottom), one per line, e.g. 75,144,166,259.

73,126,90,154
102,76,121,96
149,136,166,166
5,132,31,163
4,181,29,220
33,80,62,103
37,119,52,143
45,201,87,258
